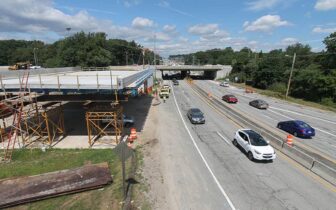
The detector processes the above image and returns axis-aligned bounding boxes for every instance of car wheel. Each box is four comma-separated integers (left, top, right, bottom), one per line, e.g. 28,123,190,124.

248,152,254,161
294,132,298,137
233,139,238,146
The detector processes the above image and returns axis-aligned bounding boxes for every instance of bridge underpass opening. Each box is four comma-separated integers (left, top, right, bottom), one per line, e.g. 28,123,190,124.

161,70,217,80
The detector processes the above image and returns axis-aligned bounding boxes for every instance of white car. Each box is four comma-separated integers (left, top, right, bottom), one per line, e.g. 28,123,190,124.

30,66,41,69
233,129,276,161
220,82,229,87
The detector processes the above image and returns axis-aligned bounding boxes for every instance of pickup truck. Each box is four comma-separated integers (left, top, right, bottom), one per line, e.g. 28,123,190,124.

162,85,171,93
159,89,170,98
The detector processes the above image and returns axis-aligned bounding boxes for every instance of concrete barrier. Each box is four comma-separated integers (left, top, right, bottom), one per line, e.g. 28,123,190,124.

281,144,315,169
311,161,336,186
192,82,336,185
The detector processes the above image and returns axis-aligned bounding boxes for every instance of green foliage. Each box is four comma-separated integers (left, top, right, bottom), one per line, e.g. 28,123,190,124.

268,82,287,94
0,32,158,68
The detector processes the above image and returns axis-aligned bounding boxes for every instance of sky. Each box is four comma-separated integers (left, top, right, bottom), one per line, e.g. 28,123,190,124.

0,0,336,57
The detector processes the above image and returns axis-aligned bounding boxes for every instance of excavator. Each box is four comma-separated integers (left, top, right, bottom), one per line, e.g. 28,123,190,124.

8,62,31,70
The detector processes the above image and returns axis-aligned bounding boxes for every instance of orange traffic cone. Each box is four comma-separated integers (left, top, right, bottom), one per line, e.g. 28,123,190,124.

130,128,137,140
287,134,293,147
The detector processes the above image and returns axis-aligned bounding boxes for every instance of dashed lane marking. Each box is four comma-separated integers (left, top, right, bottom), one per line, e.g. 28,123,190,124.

171,82,236,210
216,131,231,145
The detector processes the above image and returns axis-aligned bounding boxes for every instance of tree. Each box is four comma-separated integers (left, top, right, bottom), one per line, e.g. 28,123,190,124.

322,32,336,69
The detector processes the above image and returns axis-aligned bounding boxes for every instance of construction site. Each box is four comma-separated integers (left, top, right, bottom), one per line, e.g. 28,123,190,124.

0,66,155,162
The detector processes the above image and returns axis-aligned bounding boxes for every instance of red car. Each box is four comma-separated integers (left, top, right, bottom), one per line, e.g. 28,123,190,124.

222,94,238,103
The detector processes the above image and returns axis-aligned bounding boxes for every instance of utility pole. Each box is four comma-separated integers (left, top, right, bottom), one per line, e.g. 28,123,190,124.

285,53,296,99
142,49,145,69
125,51,128,66
66,27,71,37
154,34,157,81
33,48,38,66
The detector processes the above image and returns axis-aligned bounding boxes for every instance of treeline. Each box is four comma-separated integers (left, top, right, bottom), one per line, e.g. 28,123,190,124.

170,32,336,106
0,32,159,67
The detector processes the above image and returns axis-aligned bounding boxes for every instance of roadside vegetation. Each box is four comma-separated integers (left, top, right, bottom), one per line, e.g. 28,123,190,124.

0,149,132,210
170,32,336,109
0,32,160,68
230,82,336,112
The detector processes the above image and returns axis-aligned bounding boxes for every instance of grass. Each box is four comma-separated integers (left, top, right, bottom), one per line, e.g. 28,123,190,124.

0,148,132,210
231,83,336,112
129,146,152,210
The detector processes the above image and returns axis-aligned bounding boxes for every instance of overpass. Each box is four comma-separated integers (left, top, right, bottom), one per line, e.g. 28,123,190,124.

0,67,154,95
156,65,232,79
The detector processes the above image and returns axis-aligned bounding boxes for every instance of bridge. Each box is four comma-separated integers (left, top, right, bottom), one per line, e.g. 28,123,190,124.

0,67,154,95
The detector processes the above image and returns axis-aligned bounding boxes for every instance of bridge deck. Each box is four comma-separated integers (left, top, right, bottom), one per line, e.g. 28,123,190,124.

1,69,153,93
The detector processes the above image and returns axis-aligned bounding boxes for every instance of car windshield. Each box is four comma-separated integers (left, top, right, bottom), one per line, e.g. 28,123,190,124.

192,113,203,118
297,122,310,128
245,130,268,146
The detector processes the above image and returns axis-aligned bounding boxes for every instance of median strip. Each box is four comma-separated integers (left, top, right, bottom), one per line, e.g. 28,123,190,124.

190,82,336,186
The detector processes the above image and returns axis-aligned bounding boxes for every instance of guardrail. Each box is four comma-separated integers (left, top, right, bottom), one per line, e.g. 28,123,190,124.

191,82,336,186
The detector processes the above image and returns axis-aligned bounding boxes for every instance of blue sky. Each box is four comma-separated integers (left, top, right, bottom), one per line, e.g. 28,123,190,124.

0,0,336,57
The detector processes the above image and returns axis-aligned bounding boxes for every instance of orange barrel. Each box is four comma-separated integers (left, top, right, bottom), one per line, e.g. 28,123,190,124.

287,134,293,146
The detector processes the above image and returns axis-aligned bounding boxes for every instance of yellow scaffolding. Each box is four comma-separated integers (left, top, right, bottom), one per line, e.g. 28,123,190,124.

85,104,123,147
21,102,65,146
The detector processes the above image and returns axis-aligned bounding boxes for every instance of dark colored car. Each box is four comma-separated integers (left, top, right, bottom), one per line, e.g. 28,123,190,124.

249,99,269,109
187,108,205,124
222,94,238,103
173,80,179,85
277,120,315,138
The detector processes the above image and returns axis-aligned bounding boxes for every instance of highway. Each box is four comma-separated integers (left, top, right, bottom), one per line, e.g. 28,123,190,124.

152,80,336,210
195,80,336,160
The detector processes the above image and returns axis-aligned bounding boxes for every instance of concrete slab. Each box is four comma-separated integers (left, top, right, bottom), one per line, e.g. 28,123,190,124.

1,68,153,92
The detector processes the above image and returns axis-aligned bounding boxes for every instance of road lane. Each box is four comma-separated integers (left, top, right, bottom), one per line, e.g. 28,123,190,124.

172,80,336,210
150,85,232,209
197,80,336,159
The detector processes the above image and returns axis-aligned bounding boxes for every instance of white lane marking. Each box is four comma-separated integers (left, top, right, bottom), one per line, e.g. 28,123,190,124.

216,131,231,145
206,81,336,126
262,113,276,121
268,109,294,120
171,82,236,210
268,109,336,138
314,128,336,138
269,107,336,125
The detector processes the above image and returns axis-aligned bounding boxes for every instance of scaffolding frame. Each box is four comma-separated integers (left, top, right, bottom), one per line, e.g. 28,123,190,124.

1,94,65,158
20,102,65,147
86,104,123,147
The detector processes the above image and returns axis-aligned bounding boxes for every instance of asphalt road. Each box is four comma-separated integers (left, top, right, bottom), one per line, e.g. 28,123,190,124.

195,80,336,160
155,80,335,210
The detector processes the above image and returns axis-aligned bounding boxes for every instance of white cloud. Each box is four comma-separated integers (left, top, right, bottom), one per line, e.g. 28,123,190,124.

315,0,336,10
243,15,290,32
281,37,298,45
158,0,193,17
312,26,336,33
132,17,154,28
0,0,169,46
123,0,140,8
188,24,219,35
163,24,176,32
246,0,280,11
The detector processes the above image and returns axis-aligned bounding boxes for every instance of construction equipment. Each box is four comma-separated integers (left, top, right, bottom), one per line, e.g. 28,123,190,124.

8,62,31,71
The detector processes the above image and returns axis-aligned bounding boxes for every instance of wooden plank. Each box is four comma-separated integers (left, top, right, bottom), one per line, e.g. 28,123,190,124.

0,162,112,208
